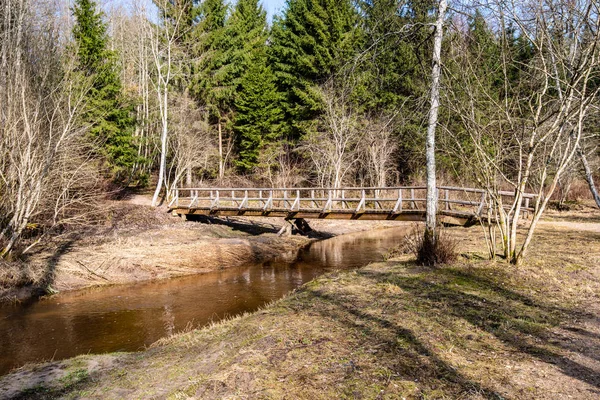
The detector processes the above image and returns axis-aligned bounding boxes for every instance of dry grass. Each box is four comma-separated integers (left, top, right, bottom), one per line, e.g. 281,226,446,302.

0,260,53,302
3,211,599,399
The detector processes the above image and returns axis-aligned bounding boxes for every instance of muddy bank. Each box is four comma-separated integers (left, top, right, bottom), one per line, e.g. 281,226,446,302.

0,204,405,303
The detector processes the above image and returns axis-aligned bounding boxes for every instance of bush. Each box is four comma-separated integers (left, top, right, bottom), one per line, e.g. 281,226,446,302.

405,224,458,267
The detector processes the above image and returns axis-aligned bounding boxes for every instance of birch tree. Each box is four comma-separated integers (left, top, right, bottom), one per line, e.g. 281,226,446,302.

148,0,184,206
424,0,448,240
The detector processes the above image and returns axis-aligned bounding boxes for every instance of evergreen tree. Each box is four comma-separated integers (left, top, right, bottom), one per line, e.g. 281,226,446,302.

357,0,435,179
269,0,361,139
358,0,434,111
226,0,281,171
189,0,229,121
234,60,283,171
225,0,269,89
72,0,137,182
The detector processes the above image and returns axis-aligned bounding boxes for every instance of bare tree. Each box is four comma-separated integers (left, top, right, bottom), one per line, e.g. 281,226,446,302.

147,0,184,206
300,82,362,189
360,111,399,188
109,0,157,181
446,0,600,264
0,0,91,257
579,144,600,208
166,91,216,190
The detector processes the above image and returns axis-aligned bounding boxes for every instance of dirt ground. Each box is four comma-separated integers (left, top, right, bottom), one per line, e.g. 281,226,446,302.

1,204,598,399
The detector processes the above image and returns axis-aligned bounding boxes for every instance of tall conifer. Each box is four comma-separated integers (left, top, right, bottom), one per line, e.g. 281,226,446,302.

269,0,360,139
227,0,282,171
72,0,137,182
189,0,229,121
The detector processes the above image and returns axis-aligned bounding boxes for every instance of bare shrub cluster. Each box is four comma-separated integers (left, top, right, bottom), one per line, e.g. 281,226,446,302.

0,0,101,257
405,224,458,267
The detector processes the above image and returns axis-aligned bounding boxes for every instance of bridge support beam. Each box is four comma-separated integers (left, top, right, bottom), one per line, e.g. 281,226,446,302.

289,218,313,235
277,218,314,237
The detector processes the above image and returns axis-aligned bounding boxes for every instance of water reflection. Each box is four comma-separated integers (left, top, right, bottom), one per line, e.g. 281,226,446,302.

0,226,409,375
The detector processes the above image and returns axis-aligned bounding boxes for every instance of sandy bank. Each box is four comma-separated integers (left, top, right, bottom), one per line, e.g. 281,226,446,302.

0,203,405,303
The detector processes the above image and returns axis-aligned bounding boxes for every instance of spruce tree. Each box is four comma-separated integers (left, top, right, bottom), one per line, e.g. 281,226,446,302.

189,0,229,121
357,0,435,179
225,0,282,171
358,0,434,111
234,60,283,171
72,0,137,182
225,0,269,88
269,0,361,140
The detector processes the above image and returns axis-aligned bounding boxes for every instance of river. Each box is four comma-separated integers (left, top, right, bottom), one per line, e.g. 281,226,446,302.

0,225,409,375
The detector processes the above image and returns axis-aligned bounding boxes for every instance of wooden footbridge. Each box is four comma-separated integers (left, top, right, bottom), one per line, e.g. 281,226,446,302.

168,186,536,227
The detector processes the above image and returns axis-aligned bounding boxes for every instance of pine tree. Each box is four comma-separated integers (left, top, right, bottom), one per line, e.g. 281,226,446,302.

269,0,361,140
72,0,137,182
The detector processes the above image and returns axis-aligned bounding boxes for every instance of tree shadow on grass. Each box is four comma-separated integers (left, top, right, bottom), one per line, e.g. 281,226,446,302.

357,266,600,391
305,286,505,398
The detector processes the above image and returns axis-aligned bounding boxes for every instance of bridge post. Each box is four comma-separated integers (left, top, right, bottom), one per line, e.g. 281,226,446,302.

356,190,366,213
239,190,248,210
291,190,300,211
393,189,403,213
210,190,219,209
323,190,332,212
445,189,450,210
263,190,273,211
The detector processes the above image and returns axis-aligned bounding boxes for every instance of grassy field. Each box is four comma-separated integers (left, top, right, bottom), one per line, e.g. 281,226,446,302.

2,206,599,399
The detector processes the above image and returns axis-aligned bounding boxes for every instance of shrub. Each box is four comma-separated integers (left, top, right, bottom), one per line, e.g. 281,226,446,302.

405,224,458,267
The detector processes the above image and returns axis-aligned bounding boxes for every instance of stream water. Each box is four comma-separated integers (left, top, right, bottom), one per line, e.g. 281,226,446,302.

0,226,409,376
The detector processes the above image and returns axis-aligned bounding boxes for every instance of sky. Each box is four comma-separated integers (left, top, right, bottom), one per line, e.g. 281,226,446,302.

262,0,286,20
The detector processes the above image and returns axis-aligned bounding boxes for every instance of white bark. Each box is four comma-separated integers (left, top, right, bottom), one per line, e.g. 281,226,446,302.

579,146,600,208
425,0,447,236
148,0,183,207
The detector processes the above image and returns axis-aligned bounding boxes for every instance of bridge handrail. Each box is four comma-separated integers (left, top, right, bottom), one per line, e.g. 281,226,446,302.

168,186,537,214
173,186,537,199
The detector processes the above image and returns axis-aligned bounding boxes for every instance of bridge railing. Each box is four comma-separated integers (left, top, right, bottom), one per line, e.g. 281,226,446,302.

168,186,536,218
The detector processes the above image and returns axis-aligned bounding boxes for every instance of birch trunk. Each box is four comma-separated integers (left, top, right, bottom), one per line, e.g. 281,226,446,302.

579,146,600,208
152,88,168,206
218,121,224,180
425,0,447,237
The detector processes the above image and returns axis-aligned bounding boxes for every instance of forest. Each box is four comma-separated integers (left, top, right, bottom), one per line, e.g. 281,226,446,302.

1,0,599,261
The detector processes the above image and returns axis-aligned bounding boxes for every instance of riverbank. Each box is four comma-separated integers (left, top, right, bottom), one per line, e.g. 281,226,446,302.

2,207,598,399
0,202,402,303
